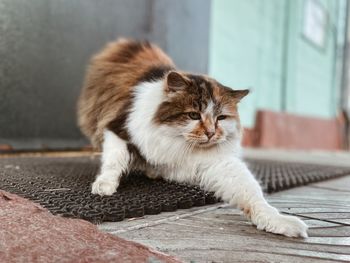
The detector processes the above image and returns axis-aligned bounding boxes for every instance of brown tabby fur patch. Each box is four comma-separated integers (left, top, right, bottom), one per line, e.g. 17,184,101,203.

78,39,248,149
77,39,175,148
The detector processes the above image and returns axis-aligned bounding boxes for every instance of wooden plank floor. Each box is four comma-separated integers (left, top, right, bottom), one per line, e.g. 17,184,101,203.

101,176,350,262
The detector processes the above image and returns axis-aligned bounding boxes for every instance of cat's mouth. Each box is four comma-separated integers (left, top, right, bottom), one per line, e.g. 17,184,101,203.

197,140,218,148
185,135,221,148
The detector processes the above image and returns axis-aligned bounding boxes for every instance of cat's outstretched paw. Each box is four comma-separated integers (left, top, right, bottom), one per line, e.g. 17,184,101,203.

91,177,118,196
253,212,308,238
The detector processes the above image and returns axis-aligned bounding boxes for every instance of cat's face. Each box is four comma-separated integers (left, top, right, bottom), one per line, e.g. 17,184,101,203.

154,71,249,149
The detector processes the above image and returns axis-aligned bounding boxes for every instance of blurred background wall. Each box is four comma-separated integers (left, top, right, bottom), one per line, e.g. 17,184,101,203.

0,0,210,150
210,0,347,127
0,0,349,151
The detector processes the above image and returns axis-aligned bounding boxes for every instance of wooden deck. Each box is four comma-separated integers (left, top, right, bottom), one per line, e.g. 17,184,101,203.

100,176,350,262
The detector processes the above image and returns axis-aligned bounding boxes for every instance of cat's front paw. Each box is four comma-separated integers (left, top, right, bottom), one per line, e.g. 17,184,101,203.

253,211,308,238
91,177,118,196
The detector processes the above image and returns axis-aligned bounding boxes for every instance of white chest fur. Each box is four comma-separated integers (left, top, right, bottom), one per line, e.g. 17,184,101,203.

127,81,241,166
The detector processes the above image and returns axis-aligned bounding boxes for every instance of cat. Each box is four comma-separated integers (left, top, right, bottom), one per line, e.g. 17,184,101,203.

77,39,308,238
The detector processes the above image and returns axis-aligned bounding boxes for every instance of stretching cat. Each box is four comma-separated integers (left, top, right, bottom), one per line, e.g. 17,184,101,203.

78,39,308,237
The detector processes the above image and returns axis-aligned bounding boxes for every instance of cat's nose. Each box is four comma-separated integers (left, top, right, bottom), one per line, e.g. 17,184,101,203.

206,131,215,140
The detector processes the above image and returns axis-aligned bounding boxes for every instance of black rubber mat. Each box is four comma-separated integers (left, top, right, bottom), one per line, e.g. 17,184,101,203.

0,156,349,223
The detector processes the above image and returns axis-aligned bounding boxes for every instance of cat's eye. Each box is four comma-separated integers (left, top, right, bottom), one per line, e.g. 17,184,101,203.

217,115,227,120
188,112,201,120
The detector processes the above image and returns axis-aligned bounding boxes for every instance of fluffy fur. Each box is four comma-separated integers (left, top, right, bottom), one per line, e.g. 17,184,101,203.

78,39,308,238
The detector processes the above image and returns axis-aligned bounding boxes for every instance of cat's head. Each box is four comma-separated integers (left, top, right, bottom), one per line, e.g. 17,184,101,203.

154,71,248,149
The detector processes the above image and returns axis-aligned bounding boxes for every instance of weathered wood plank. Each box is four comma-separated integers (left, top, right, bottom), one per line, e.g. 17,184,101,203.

102,176,350,262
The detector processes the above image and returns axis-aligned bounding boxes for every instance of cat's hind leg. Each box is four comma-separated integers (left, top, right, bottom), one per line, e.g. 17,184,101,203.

145,165,163,179
91,130,130,196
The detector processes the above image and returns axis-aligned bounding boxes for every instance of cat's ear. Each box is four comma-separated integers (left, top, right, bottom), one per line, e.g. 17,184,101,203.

165,71,191,92
230,89,250,102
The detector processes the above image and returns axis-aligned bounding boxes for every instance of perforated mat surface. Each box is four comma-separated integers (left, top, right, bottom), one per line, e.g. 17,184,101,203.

0,156,349,223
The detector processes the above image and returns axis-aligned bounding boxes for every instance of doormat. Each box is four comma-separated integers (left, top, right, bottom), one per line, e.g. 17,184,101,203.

0,156,349,223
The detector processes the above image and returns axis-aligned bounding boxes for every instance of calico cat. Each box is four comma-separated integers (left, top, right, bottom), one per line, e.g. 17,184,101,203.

78,39,308,237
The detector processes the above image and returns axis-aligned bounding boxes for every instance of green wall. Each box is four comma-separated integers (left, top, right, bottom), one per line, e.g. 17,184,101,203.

209,0,347,127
